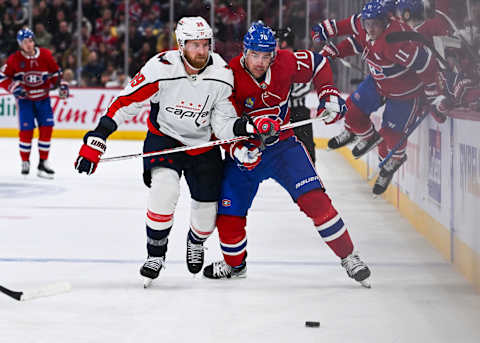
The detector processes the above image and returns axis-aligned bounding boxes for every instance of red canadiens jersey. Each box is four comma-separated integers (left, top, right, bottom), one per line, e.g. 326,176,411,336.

415,9,455,44
0,47,61,101
337,19,438,99
229,49,335,141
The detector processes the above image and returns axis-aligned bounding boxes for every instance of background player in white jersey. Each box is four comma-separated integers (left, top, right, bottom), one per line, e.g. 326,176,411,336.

73,17,264,287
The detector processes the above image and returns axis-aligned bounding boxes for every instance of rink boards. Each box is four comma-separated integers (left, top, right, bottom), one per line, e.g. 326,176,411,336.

0,88,479,291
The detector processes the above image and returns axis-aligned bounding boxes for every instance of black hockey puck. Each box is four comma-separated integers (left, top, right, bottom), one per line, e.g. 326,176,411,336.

305,321,320,328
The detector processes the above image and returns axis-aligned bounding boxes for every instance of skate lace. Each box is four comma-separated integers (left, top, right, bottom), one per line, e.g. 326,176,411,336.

336,130,352,144
21,161,30,171
144,257,165,272
212,260,232,278
187,240,205,264
341,253,365,276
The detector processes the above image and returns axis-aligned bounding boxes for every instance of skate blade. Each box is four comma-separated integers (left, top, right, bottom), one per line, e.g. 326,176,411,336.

37,171,54,179
143,277,153,288
359,279,371,288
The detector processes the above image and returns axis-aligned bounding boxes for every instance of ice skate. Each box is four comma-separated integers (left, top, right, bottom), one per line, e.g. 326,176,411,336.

21,161,30,176
140,256,165,288
372,155,407,195
341,252,371,288
37,159,55,179
351,131,383,159
186,237,205,274
203,260,247,279
327,130,355,150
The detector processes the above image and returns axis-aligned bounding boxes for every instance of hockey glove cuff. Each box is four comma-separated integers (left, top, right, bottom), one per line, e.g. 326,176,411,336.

317,86,347,125
75,132,107,175
311,19,337,42
11,82,27,99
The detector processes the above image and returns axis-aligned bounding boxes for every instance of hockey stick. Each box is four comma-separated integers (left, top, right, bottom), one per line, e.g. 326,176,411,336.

100,117,321,162
378,109,429,170
0,282,71,301
385,31,450,68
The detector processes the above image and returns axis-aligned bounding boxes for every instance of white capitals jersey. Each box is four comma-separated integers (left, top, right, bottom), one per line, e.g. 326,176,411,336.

103,50,238,146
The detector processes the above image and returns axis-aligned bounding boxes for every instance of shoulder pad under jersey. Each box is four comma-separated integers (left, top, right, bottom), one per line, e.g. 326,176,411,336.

203,52,234,88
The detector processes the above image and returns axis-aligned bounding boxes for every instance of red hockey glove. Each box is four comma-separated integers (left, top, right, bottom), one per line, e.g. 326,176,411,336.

59,82,69,99
230,141,262,171
320,42,340,59
250,115,281,146
74,131,107,175
424,83,451,124
317,86,347,125
311,19,338,42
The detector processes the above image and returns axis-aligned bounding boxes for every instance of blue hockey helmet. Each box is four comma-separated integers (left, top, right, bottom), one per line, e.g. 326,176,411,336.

396,0,425,19
243,21,277,53
362,1,388,21
17,27,35,46
375,0,396,15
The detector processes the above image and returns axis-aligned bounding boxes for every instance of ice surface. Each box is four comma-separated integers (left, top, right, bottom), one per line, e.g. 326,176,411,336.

1,137,479,343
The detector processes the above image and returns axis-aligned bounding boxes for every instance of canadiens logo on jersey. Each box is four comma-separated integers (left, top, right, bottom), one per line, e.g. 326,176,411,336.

366,59,386,80
24,71,44,87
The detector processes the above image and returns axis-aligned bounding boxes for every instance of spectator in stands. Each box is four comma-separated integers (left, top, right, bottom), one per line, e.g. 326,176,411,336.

53,21,72,55
82,51,105,87
34,22,52,49
62,68,77,86
7,0,27,27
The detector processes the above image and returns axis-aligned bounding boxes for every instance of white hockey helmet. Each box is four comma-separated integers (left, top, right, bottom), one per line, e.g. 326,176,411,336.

175,16,213,52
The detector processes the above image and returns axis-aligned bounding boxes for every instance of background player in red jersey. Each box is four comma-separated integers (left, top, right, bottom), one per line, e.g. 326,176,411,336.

202,21,371,288
317,1,448,195
0,27,69,178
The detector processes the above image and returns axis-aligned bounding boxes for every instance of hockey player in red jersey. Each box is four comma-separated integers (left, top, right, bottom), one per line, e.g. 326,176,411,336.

202,22,371,287
317,1,447,195
0,27,69,178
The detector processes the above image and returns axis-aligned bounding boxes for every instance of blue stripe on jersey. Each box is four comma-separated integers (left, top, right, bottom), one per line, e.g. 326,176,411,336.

317,218,344,238
279,100,289,121
409,47,430,72
348,36,363,54
312,52,325,72
221,239,247,254
382,64,407,78
148,102,161,131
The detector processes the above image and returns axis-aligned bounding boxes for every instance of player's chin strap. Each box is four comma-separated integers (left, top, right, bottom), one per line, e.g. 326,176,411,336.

100,117,319,163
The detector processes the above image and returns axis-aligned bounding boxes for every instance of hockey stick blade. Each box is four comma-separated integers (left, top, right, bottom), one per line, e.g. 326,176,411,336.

0,282,71,301
100,117,319,162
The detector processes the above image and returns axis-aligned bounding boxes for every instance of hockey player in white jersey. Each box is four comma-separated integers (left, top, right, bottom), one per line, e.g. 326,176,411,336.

74,17,276,287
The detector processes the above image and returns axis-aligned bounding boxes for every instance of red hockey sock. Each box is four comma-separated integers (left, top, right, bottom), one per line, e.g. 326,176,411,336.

345,97,374,137
216,214,247,267
379,127,406,159
19,129,33,161
297,189,354,259
38,126,53,160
